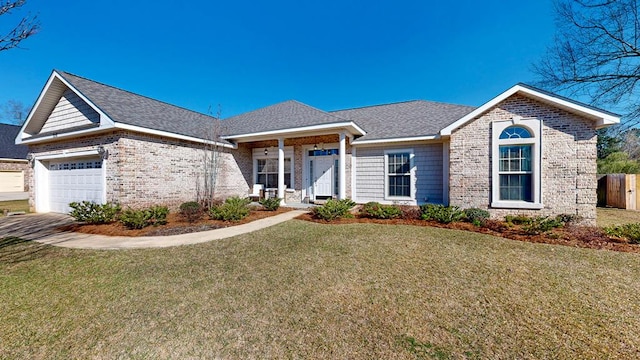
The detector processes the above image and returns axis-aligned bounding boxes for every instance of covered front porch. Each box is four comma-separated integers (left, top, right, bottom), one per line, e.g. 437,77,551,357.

224,125,364,205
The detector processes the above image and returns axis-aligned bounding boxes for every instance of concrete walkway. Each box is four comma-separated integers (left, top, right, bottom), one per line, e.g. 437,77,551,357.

0,210,308,250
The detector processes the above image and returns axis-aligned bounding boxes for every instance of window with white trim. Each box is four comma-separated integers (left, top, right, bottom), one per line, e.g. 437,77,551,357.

491,120,542,209
385,150,413,199
256,158,291,188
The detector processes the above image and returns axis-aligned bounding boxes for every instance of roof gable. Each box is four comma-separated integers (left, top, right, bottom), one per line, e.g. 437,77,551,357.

440,83,620,136
19,70,231,146
222,100,353,136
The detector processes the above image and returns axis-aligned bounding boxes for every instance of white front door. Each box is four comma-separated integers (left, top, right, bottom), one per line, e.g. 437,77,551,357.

48,158,104,213
314,156,333,198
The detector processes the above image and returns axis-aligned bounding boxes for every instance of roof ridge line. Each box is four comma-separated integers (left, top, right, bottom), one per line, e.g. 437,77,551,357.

329,99,476,113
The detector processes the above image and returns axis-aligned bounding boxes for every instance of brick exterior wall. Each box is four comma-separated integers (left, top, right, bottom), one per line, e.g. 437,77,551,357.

28,131,251,211
0,160,30,191
449,94,598,225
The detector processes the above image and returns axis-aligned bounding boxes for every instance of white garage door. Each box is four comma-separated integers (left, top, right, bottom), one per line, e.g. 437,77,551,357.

49,158,104,213
0,171,24,192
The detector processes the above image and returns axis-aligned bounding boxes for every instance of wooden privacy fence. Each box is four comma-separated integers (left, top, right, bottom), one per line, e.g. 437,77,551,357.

597,174,640,210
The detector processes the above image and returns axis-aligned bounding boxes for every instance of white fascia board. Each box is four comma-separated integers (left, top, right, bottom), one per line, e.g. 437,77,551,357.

17,126,115,145
222,121,366,141
439,84,621,136
352,135,440,145
0,158,28,162
114,123,236,148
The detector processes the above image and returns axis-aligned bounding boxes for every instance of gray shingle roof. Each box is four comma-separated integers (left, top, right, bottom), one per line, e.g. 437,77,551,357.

0,123,28,159
331,100,476,141
221,100,352,136
57,71,227,143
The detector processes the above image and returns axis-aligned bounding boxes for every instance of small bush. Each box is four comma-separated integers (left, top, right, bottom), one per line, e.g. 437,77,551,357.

604,223,640,244
119,209,148,229
312,199,356,221
69,201,121,224
209,197,251,221
504,215,533,226
179,201,203,223
464,208,490,225
259,197,281,211
522,216,564,235
119,205,169,229
145,205,169,226
420,204,465,224
361,202,402,219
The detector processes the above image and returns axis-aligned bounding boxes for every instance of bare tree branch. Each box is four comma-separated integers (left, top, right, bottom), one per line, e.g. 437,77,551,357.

0,0,39,52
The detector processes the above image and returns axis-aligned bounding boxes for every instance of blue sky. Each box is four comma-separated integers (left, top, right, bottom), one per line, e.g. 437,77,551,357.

0,0,556,123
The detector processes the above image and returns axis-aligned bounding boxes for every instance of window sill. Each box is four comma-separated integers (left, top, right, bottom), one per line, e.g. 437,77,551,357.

384,196,414,202
491,201,543,210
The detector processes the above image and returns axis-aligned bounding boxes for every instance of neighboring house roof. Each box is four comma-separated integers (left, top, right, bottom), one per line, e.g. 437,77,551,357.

331,100,476,142
0,123,28,159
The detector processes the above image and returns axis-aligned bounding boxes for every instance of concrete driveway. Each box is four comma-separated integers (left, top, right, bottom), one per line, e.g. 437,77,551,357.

0,213,75,241
0,192,29,201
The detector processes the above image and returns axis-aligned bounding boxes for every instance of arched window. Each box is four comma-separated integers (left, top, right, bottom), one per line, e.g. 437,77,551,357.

492,121,542,209
499,126,532,139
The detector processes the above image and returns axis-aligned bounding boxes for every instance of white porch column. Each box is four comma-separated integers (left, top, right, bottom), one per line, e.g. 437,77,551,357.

339,132,346,200
278,138,286,204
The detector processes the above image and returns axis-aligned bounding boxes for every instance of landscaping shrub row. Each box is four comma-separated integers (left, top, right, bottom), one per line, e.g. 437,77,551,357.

69,196,281,229
311,200,583,236
69,201,169,230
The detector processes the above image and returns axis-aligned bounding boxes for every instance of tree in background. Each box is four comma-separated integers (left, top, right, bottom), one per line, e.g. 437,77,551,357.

0,99,29,124
534,0,640,129
1,0,39,52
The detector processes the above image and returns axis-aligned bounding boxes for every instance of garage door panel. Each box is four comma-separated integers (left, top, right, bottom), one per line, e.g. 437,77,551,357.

0,171,25,192
48,158,104,213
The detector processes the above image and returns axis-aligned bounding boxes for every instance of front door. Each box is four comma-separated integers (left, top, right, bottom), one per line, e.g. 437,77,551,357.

314,156,333,198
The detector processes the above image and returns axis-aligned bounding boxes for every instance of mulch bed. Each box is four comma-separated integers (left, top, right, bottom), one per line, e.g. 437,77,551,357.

58,207,293,237
295,213,640,254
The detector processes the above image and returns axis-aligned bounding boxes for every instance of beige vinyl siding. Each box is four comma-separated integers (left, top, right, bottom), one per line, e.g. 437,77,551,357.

355,144,443,204
40,89,99,134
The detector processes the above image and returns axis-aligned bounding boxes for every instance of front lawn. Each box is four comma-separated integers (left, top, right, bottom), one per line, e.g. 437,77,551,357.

2,221,640,359
0,199,29,217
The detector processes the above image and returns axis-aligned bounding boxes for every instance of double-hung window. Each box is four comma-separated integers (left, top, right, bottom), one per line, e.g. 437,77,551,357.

491,119,542,209
385,150,413,199
256,158,291,188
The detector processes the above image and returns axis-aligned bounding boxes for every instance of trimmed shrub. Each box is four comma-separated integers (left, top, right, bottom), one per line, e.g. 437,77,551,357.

522,216,565,235
420,204,465,224
119,209,148,230
361,202,402,219
119,206,169,230
145,205,169,226
69,201,121,224
209,197,251,221
464,208,490,226
312,199,356,221
259,197,281,211
604,223,640,244
504,215,533,226
179,201,203,223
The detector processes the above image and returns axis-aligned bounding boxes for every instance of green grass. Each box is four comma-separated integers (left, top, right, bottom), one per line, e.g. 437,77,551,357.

2,221,640,359
0,199,29,216
597,207,640,227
